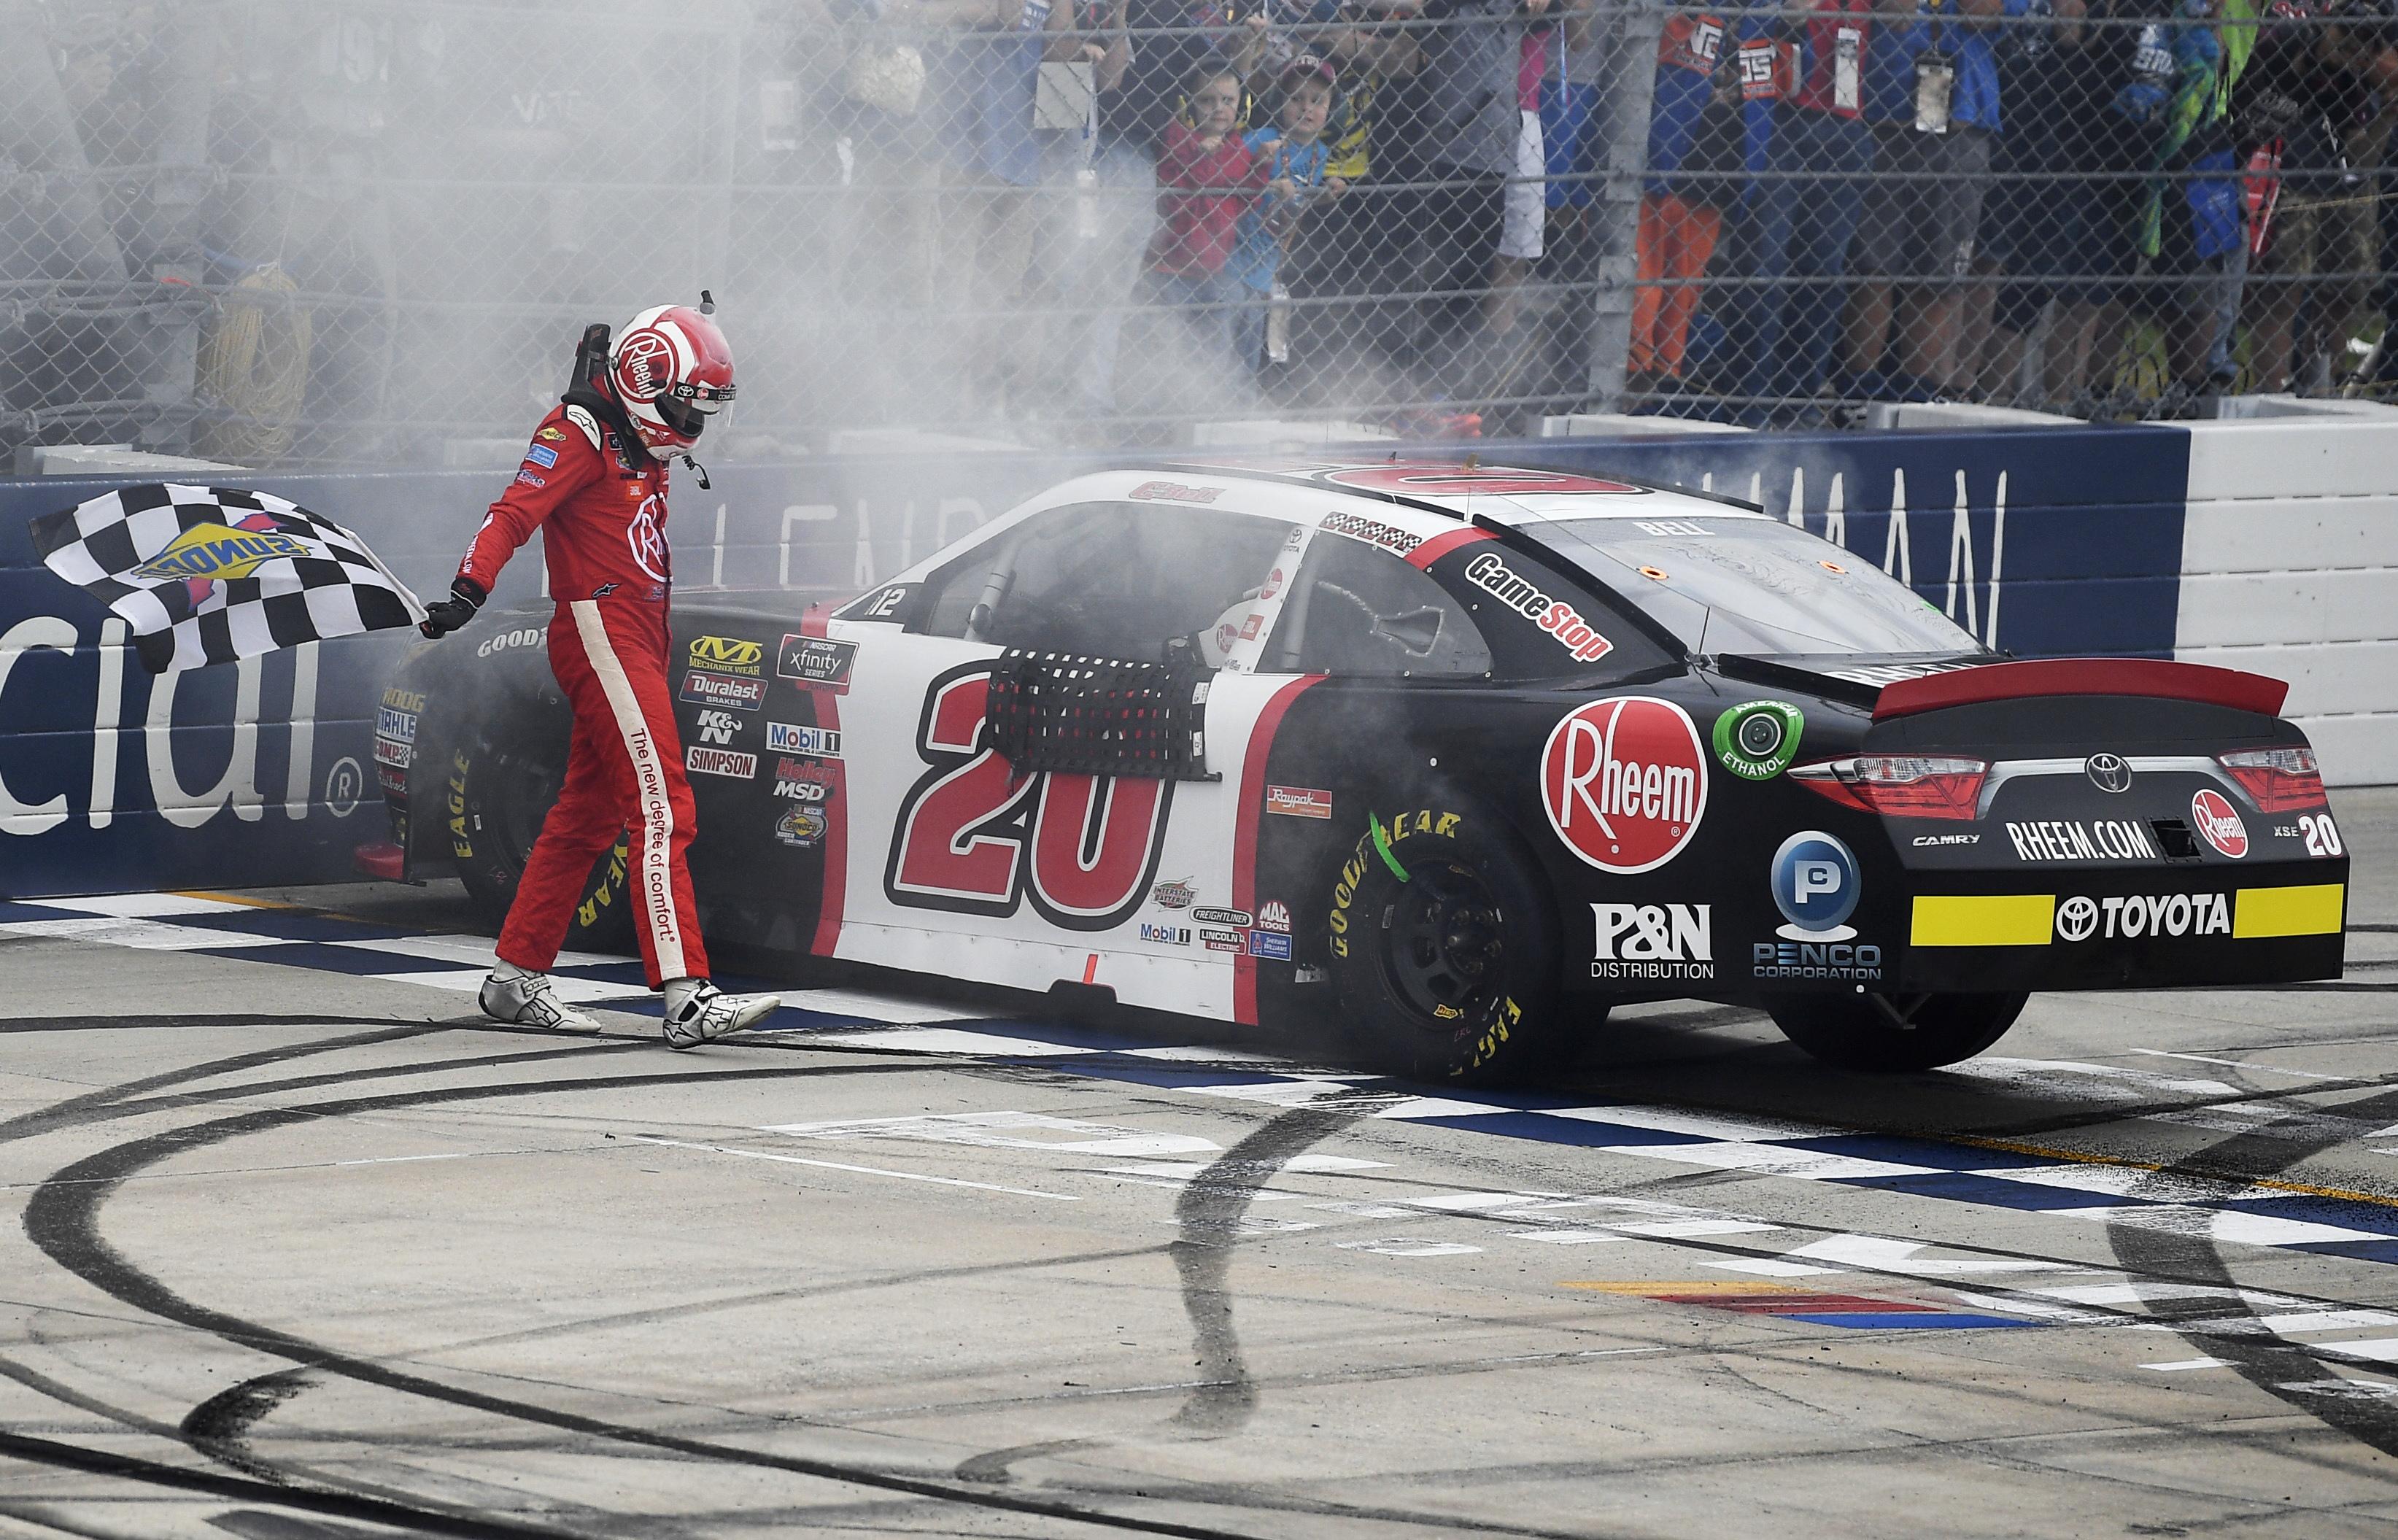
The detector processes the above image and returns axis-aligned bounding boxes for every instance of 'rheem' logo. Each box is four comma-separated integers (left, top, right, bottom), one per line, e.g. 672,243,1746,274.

2191,789,2249,859
1539,697,1708,873
614,326,678,403
627,494,668,582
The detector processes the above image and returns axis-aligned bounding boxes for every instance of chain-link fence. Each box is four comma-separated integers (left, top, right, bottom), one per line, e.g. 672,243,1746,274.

5,0,2395,468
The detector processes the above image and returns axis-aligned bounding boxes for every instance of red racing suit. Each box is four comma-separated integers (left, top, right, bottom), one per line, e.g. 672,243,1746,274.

460,401,708,989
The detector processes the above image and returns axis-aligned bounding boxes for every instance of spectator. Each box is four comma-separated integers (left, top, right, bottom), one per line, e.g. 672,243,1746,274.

1735,0,1893,424
1226,54,1350,369
2116,0,2246,411
1626,7,1738,391
932,0,1079,418
1986,0,2147,409
2235,0,2382,391
1411,0,1537,383
1840,0,2020,404
1288,3,1423,390
1142,63,1270,371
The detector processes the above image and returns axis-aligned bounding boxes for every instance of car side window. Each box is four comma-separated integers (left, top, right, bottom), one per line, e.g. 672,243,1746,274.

918,501,1295,662
1269,534,1491,678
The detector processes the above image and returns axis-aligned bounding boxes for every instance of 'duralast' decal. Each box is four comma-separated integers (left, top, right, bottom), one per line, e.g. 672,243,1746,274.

1712,700,1802,781
1539,697,1706,874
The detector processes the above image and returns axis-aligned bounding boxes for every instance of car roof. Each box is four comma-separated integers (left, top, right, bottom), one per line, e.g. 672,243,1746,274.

1093,457,1768,535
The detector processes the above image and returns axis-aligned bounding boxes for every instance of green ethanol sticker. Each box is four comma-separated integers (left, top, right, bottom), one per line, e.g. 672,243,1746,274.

1712,700,1803,781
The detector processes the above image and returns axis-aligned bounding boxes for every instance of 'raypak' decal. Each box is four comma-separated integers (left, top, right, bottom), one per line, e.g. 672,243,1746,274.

1712,700,1802,781
1539,697,1707,873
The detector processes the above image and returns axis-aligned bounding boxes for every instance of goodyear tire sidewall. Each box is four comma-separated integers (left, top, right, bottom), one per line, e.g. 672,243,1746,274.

1324,802,1560,1082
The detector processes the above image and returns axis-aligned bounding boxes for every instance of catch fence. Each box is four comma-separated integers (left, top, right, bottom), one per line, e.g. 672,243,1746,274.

4,0,2393,468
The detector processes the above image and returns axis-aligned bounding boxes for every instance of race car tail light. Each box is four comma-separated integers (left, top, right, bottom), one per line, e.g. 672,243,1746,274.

2216,746,2327,812
1789,755,1988,820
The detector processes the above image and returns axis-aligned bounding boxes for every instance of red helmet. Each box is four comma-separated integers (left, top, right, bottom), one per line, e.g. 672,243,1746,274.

608,304,735,459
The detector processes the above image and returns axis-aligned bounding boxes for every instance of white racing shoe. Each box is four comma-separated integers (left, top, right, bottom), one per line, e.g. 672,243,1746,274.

660,978,781,1050
479,964,602,1032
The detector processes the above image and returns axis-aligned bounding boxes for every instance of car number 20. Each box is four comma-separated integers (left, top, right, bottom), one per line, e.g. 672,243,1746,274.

2299,812,2343,858
882,667,1173,929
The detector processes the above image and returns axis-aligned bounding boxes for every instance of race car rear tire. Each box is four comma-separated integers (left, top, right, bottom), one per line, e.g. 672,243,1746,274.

1324,802,1566,1086
446,714,635,954
1766,991,2029,1072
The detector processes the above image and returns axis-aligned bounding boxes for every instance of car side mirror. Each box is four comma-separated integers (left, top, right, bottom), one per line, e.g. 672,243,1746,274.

1372,606,1444,659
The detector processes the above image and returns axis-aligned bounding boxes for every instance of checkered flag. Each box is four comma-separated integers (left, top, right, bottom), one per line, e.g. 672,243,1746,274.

28,484,428,673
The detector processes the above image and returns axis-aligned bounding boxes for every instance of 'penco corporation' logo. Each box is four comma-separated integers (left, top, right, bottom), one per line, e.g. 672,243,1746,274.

1539,697,1707,873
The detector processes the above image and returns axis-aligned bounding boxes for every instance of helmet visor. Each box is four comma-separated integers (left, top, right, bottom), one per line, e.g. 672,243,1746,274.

655,377,734,444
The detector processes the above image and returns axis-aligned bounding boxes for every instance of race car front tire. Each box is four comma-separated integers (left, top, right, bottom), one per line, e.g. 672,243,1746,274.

445,714,635,954
1766,991,2029,1072
1323,802,1566,1086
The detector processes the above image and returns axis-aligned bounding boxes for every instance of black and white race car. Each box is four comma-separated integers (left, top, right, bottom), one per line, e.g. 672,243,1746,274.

366,460,2348,1081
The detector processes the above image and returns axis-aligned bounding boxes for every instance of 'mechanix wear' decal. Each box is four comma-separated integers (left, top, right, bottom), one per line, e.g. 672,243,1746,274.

1539,697,1707,874
688,635,764,676
1590,902,1714,981
886,666,1171,929
2005,819,2157,862
1462,552,1613,663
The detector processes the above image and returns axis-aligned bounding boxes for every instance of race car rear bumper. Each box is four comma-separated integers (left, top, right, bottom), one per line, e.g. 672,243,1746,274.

1894,868,2347,991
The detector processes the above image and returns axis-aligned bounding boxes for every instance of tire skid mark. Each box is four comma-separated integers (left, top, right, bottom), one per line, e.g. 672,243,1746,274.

2110,1084,2398,1456
1166,1104,1374,1434
17,1062,1386,1540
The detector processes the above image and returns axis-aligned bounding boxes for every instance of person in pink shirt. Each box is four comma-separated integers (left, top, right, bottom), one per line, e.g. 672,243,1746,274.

1143,63,1274,370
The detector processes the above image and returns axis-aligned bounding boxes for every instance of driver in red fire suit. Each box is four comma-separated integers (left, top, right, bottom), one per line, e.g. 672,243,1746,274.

418,304,780,1048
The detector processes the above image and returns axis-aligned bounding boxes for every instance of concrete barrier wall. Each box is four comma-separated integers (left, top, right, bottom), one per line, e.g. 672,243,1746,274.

2173,419,2398,791
0,419,2379,899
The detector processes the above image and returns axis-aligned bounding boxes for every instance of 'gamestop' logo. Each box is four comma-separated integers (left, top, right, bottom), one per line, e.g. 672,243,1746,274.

1463,551,1614,663
1539,697,1707,873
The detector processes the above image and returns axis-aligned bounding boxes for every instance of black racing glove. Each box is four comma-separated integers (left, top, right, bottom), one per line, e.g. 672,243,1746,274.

419,575,488,638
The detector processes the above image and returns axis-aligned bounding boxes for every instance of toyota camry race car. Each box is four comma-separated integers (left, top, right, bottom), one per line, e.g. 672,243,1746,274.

366,460,2348,1082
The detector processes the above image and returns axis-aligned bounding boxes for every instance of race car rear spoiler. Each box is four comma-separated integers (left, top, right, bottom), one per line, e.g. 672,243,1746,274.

1872,658,2291,721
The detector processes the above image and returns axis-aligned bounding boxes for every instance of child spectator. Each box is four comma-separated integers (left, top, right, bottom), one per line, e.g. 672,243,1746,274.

1226,54,1350,368
1145,63,1270,368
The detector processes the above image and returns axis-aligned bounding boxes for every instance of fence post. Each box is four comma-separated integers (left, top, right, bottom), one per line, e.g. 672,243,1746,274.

1585,0,1660,414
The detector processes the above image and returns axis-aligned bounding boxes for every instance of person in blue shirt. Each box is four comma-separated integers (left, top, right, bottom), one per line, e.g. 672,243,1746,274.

1839,0,2027,399
1226,53,1350,371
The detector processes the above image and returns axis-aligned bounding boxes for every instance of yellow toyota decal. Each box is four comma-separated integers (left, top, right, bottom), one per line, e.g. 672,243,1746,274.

1910,894,2055,948
131,522,312,583
2233,883,2345,939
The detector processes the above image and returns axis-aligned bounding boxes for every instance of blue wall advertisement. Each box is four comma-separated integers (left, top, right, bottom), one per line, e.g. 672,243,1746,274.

0,425,2190,898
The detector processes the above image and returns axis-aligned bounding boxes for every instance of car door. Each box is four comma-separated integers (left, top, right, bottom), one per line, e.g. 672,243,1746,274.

813,497,1312,1022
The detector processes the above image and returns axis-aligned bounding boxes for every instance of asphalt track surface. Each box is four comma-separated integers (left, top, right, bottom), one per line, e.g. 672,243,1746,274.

3,795,2398,1538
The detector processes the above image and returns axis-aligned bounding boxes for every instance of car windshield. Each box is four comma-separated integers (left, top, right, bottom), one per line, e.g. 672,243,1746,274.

1526,513,1988,659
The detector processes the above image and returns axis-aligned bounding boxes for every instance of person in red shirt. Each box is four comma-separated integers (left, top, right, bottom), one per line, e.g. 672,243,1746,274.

1143,63,1274,370
417,304,781,1048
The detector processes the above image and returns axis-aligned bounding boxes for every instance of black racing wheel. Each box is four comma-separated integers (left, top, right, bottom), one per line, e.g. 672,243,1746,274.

444,703,634,953
1323,800,1574,1085
1766,991,2029,1071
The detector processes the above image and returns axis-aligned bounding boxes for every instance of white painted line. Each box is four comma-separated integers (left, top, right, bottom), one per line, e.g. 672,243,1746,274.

43,893,250,917
1947,1057,2238,1098
1507,1229,1638,1245
1372,1096,1513,1121
770,988,970,1024
805,1027,1091,1057
630,1138,1083,1200
369,969,650,1005
1539,1104,1829,1142
1605,1218,1781,1239
2127,1048,2344,1081
1782,1234,2061,1275
2067,1205,2390,1247
333,934,629,970
1601,1141,1935,1182
1693,1256,1842,1277
0,917,298,951
2142,1358,2233,1372
1335,1238,1484,1257
2319,1339,2398,1363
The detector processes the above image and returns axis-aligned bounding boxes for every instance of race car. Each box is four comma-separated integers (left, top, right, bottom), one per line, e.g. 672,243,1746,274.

365,459,2348,1082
